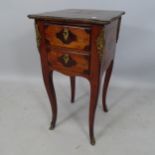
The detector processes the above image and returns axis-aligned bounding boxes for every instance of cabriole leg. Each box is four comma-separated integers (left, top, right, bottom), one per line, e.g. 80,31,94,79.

89,80,100,145
102,60,114,112
42,69,57,130
70,76,76,103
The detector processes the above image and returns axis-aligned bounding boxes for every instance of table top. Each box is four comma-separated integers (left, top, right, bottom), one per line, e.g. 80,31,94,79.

28,9,125,25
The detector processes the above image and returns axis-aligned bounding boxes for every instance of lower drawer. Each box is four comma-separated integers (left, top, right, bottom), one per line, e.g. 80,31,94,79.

48,50,90,76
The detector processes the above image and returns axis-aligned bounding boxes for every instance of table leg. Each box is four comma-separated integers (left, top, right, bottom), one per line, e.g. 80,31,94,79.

70,76,76,103
42,69,57,130
102,60,114,112
89,79,100,145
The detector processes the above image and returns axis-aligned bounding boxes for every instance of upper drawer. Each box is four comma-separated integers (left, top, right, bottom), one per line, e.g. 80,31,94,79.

44,24,91,51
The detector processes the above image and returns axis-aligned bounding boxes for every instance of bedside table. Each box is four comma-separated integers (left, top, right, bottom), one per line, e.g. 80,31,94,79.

28,9,125,145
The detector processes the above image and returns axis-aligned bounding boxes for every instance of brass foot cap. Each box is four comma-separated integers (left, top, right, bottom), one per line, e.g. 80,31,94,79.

49,123,55,130
103,107,108,113
90,137,96,145
71,99,75,103
104,109,108,113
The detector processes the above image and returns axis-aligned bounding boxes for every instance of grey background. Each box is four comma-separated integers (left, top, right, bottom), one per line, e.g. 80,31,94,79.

0,1,155,155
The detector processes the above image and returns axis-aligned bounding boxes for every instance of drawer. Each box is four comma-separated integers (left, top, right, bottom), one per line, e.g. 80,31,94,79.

44,24,91,52
48,50,90,75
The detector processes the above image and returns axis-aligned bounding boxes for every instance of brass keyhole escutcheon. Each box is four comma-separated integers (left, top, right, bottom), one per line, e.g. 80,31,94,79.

63,28,69,41
63,54,70,64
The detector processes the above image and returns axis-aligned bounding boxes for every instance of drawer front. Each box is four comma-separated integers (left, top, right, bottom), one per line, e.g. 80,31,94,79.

48,50,90,75
44,24,91,51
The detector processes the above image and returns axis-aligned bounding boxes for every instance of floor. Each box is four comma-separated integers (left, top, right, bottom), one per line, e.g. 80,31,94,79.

0,75,155,155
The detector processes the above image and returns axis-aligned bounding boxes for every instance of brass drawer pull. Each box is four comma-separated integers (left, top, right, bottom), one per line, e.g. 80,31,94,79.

63,28,69,41
63,54,69,64
57,53,77,67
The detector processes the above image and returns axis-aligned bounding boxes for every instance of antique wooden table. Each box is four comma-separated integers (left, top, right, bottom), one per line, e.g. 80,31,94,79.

28,9,125,145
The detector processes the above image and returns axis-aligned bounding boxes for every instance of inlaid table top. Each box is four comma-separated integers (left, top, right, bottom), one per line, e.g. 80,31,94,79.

28,9,125,25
